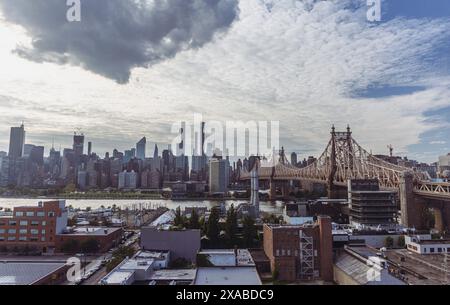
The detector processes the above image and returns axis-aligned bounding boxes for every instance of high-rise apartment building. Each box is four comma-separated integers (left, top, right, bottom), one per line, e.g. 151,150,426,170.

72,133,84,156
136,137,146,160
8,124,25,159
209,158,228,194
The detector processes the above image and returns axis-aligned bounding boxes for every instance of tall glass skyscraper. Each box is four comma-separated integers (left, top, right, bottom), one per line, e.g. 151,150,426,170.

136,137,146,160
8,124,25,158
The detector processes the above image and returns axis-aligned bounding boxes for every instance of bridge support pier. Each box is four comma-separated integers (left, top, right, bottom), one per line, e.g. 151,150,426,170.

434,208,444,233
399,172,425,229
432,203,450,233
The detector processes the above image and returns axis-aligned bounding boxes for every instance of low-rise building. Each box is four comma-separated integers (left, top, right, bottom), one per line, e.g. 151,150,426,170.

263,216,333,282
195,249,262,285
0,200,67,253
405,234,450,254
140,226,201,263
0,260,69,285
334,246,405,285
55,227,123,253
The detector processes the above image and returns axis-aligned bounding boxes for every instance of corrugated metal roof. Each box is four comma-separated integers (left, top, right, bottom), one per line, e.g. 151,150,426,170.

0,262,65,285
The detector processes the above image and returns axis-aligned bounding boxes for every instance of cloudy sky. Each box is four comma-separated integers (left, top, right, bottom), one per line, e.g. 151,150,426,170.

0,0,449,163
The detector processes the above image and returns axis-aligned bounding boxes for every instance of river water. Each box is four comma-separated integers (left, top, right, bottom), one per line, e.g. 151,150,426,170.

0,198,286,215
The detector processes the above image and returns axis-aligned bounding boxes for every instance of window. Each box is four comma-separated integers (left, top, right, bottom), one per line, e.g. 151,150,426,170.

0,222,5,226
8,229,16,234
19,229,27,234
287,249,291,256
295,250,299,256
447,248,450,253
15,211,24,217
42,221,46,226
37,212,45,217
48,212,55,217
0,229,4,234
31,221,39,226
8,236,16,241
19,220,28,226
430,248,435,253
8,220,16,226
26,211,34,217
30,237,38,242
276,249,280,256
41,237,46,242
0,237,4,241
423,248,427,253
41,229,46,235
438,248,442,253
19,236,27,241
30,229,39,235
281,249,286,256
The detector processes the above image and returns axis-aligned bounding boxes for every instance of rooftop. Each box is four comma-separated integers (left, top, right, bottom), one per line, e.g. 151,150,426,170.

198,249,255,267
194,267,262,285
61,227,121,236
101,270,134,285
149,269,197,282
134,250,169,261
0,262,66,285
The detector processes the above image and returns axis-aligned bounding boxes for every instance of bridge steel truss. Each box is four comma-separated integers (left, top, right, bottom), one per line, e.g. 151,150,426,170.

240,127,449,198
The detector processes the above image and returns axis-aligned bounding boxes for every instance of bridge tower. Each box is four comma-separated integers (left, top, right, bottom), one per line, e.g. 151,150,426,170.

399,171,425,229
327,126,339,199
249,156,260,218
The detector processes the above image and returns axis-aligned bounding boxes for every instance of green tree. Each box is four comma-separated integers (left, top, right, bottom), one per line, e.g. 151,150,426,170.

206,208,220,246
174,206,185,228
60,239,80,254
81,238,100,254
189,209,200,230
242,216,257,248
225,204,238,246
384,236,394,248
397,235,406,248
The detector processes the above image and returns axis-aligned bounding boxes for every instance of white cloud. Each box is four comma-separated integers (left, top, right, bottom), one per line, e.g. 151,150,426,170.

0,0,449,162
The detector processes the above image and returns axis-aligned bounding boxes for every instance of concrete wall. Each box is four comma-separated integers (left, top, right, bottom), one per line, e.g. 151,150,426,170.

333,265,359,285
140,227,200,263
350,235,402,248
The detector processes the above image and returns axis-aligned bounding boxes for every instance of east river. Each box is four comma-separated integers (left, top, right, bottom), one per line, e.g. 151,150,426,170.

0,198,286,215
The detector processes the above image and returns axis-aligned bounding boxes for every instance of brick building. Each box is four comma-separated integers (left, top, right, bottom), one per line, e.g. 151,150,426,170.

55,227,123,253
263,216,333,282
0,200,67,252
0,200,122,254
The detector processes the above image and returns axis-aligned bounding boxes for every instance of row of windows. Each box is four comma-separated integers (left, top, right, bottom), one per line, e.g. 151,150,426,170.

14,211,55,217
0,236,46,242
423,247,450,253
0,220,47,227
0,229,46,234
275,249,299,257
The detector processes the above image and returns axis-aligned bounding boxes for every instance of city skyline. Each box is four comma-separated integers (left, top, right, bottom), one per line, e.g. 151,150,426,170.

0,1,449,163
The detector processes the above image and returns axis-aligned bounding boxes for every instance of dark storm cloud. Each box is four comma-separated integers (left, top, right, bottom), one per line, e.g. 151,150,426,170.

0,0,239,83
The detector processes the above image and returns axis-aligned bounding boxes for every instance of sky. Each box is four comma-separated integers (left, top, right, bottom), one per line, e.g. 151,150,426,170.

0,0,449,163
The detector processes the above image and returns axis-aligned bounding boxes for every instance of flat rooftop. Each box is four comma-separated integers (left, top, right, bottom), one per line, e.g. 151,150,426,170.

149,269,197,281
120,259,153,271
134,250,169,260
101,270,134,285
198,249,255,267
0,262,66,285
61,227,121,236
195,267,262,285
